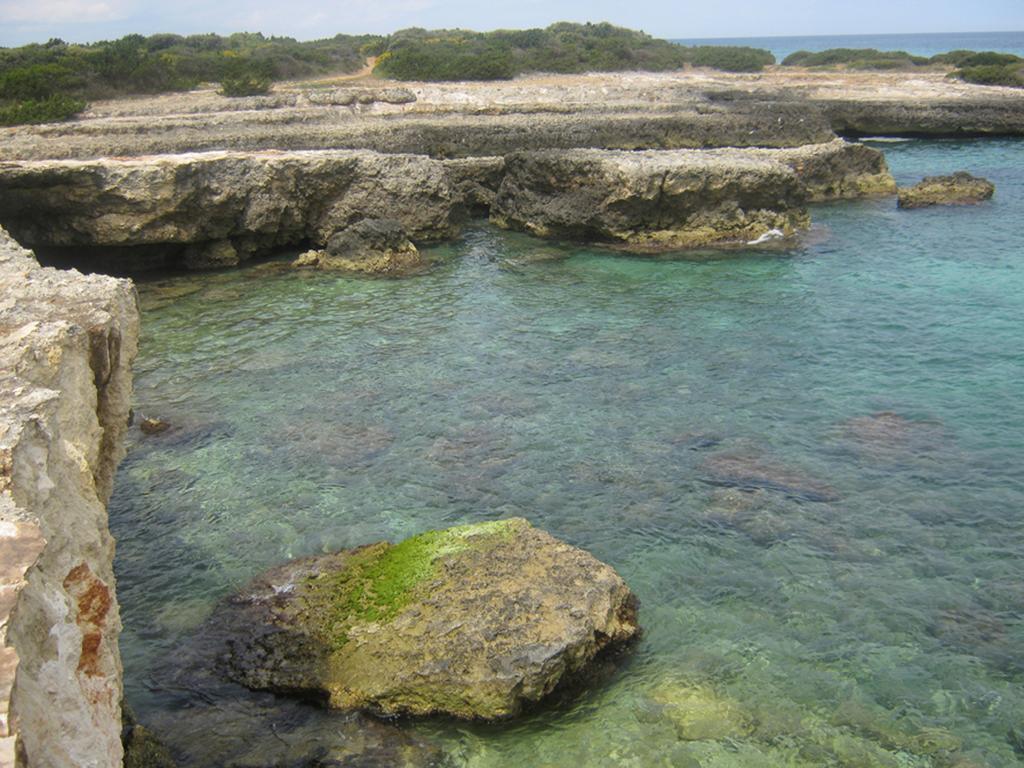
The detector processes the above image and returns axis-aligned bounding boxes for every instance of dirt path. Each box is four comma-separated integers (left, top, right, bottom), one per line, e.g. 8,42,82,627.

296,56,379,86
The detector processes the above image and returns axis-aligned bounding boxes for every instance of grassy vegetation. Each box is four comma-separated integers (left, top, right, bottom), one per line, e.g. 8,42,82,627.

782,47,1024,87
372,23,775,81
0,32,378,124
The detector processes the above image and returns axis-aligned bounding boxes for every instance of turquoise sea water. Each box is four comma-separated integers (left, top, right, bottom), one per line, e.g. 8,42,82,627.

111,139,1024,767
672,31,1024,63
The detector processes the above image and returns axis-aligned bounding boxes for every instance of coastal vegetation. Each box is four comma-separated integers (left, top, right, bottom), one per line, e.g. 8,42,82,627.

371,23,775,80
0,32,376,123
781,47,1024,87
0,24,775,124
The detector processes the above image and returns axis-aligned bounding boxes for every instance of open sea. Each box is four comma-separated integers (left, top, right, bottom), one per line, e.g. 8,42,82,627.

672,31,1024,63
111,137,1024,767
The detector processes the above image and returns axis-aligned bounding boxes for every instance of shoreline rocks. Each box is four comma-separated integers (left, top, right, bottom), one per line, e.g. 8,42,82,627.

0,140,894,269
0,226,139,767
897,172,995,208
217,518,639,720
294,218,428,276
492,147,811,250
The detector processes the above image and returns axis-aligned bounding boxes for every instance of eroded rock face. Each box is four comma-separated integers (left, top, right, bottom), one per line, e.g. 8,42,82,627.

0,227,139,767
770,139,897,201
0,150,457,270
294,218,427,276
490,140,895,250
491,148,811,250
897,172,995,208
218,518,639,720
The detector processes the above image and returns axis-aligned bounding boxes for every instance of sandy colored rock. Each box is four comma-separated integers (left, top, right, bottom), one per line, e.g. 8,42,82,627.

897,171,995,208
295,219,429,276
491,147,812,250
218,518,639,719
3,69,1023,164
0,150,457,269
0,226,138,767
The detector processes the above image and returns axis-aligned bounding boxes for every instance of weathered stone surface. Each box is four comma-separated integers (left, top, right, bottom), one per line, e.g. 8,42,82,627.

0,227,139,767
491,147,811,250
769,139,897,200
897,172,995,208
1,99,836,163
218,518,639,720
0,150,457,269
295,219,428,276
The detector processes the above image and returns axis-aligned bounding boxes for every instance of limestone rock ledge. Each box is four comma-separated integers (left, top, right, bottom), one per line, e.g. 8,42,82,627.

0,228,139,767
0,150,462,271
490,140,893,250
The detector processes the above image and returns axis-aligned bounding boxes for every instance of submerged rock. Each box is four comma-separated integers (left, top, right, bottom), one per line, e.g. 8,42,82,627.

295,219,427,276
897,172,995,208
218,518,639,719
139,416,171,435
701,453,839,502
648,681,752,741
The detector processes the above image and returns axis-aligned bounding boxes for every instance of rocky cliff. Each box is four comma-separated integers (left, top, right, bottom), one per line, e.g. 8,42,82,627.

0,228,138,767
0,140,892,269
490,140,894,250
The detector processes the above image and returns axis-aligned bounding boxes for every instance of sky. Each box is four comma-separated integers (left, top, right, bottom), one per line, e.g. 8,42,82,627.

1,0,1023,47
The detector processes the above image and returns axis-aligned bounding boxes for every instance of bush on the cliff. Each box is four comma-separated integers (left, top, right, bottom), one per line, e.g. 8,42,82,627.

683,45,775,72
782,48,927,69
0,32,376,122
953,63,1024,88
372,23,773,81
0,93,86,125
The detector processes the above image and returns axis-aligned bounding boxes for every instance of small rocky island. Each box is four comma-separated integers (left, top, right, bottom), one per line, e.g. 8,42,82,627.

218,518,639,719
897,171,996,208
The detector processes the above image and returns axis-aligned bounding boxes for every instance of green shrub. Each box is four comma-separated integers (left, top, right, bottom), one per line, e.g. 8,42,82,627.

782,48,922,69
953,64,1024,87
683,46,774,72
372,22,771,81
0,94,86,125
953,51,1021,67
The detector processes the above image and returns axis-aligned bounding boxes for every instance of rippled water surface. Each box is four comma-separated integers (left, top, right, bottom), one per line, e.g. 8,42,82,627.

111,139,1024,767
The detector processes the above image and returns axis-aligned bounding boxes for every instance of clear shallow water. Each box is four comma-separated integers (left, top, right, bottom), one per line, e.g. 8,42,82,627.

111,139,1024,767
672,31,1024,63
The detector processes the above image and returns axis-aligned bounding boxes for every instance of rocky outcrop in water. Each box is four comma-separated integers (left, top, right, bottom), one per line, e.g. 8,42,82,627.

491,139,896,250
0,139,894,270
0,150,459,271
897,172,995,208
294,218,427,275
0,227,138,767
492,148,810,250
218,518,639,720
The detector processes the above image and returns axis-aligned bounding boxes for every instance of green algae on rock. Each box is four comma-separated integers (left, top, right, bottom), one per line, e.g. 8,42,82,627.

219,518,640,720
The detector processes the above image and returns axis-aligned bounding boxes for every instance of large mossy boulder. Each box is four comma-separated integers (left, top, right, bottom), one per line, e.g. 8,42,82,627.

897,171,995,208
219,518,640,719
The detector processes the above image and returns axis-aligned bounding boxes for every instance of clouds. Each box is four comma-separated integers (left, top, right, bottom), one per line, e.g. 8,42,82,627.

0,0,131,23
